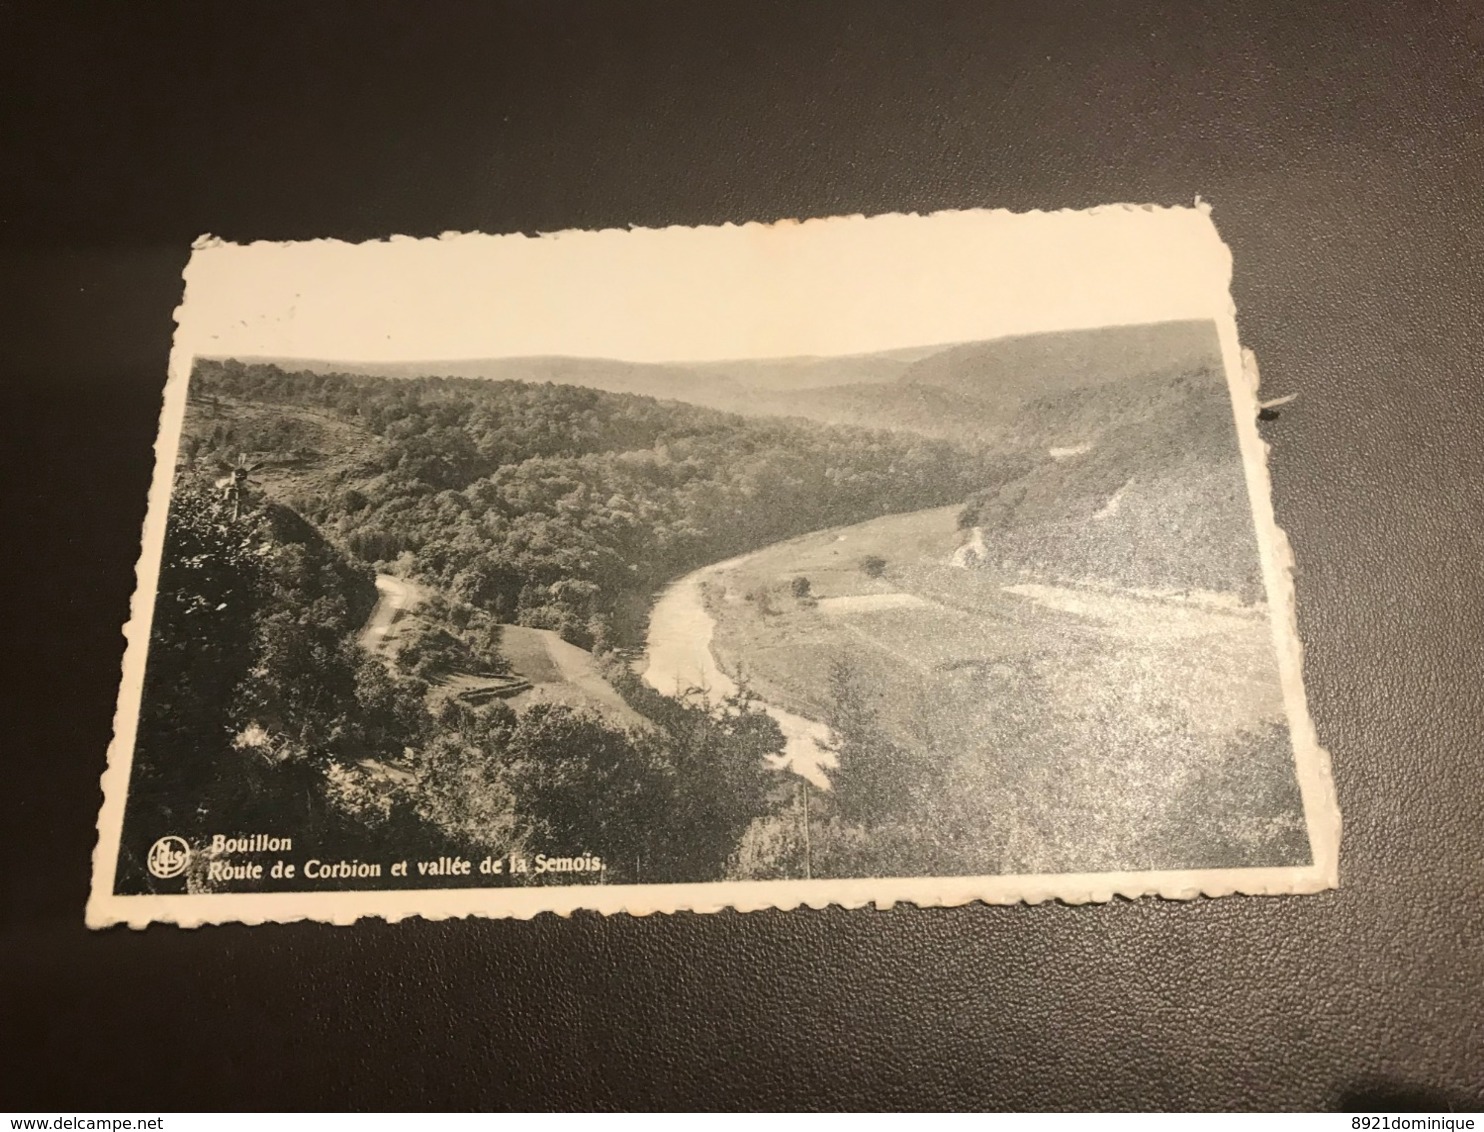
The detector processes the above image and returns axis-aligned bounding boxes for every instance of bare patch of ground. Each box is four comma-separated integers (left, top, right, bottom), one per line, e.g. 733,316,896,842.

816,593,933,614
357,574,428,658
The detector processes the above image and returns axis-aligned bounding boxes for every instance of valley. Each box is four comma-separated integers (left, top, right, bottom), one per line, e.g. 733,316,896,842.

117,319,1309,892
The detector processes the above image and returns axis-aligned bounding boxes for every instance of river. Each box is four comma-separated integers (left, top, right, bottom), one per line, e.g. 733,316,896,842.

642,553,837,789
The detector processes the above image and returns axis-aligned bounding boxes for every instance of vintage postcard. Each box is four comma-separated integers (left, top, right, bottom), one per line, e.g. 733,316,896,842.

88,205,1339,927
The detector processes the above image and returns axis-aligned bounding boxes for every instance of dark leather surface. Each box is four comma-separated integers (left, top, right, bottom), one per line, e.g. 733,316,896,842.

3,1,1481,1111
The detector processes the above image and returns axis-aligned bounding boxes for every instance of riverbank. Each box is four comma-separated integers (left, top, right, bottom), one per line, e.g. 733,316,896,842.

642,553,837,789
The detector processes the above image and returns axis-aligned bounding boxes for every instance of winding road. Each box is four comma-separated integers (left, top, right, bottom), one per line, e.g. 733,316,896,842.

358,574,421,656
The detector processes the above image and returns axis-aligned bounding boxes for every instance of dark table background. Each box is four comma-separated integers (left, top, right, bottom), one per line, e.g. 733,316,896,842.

3,1,1481,1112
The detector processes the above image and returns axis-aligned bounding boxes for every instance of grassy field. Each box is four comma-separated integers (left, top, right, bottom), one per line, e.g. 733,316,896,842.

500,625,646,728
708,505,1309,876
358,578,644,728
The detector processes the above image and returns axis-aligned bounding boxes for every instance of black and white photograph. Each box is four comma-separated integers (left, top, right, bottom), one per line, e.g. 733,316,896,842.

87,206,1338,926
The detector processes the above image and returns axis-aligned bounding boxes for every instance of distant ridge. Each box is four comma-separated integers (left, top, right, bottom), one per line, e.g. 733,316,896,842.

232,318,1221,440
899,320,1219,395
236,343,938,397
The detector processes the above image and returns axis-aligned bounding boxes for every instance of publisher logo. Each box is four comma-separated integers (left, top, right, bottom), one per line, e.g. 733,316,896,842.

147,835,191,879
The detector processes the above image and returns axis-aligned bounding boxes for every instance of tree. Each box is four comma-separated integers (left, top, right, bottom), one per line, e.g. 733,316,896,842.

502,704,669,882
406,733,526,858
126,482,269,807
655,686,782,882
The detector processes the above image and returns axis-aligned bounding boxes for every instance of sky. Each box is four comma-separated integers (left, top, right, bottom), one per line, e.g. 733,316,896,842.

173,204,1236,366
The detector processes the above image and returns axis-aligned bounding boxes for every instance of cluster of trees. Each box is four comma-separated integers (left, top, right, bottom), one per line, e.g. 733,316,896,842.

191,360,996,649
118,483,431,888
327,682,780,886
390,590,511,683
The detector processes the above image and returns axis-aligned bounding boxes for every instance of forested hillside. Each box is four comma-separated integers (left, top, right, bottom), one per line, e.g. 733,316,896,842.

118,485,407,887
896,318,1221,401
959,365,1263,596
760,319,1227,442
187,359,1003,648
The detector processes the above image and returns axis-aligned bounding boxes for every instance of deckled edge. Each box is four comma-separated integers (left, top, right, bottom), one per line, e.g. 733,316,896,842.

85,246,197,928
163,198,1217,265
85,202,1340,929
1231,345,1341,896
